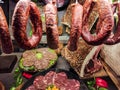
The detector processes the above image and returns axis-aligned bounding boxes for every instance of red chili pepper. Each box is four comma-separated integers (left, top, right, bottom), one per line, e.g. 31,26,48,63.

22,72,32,79
96,78,108,88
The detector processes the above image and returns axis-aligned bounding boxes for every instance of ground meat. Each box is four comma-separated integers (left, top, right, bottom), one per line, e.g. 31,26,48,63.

23,55,38,67
22,50,37,67
23,50,36,58
36,48,57,61
34,59,49,70
21,48,57,70
23,59,35,67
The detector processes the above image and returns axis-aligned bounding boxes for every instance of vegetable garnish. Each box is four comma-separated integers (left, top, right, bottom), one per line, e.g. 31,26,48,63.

10,67,23,90
87,77,108,90
46,85,59,90
36,52,42,59
22,72,32,79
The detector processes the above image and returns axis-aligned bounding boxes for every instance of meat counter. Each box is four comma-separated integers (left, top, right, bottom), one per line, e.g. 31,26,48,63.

0,0,120,90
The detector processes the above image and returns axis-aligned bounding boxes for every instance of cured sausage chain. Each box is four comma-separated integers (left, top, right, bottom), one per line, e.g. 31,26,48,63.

81,0,114,45
12,0,42,49
8,0,120,53
44,0,59,49
104,3,120,45
0,7,13,54
67,3,83,51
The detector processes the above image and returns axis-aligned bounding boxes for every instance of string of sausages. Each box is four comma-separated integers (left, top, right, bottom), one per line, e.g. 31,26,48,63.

1,0,120,54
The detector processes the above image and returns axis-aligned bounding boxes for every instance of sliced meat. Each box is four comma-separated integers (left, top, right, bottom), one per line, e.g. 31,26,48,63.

26,85,36,90
43,71,56,85
33,76,46,89
65,79,80,90
27,71,80,90
54,72,68,88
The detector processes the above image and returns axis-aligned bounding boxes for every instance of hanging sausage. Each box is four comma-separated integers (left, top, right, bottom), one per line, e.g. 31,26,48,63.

12,0,42,49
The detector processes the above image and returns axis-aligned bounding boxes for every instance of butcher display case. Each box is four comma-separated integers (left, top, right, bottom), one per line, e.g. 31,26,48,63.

0,0,120,90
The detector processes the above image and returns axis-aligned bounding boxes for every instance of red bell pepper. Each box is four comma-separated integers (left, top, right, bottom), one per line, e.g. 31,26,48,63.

22,72,32,79
96,78,108,88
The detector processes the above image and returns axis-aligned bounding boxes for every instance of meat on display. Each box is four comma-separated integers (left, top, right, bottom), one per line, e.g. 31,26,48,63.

81,0,114,45
0,7,13,54
26,71,80,90
67,3,83,51
104,3,120,45
12,0,42,49
44,0,59,49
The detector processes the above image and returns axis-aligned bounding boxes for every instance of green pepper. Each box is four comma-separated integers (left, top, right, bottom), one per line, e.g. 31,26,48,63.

36,52,42,59
49,60,55,66
19,58,35,71
10,67,23,90
10,87,16,90
99,87,108,90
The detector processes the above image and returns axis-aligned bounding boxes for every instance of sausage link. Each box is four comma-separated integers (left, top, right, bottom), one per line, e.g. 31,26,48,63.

0,7,13,54
12,0,42,49
81,0,114,45
67,3,83,51
44,1,59,49
104,3,120,45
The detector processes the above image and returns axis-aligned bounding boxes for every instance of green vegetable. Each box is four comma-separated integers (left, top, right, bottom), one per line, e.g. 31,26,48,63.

49,60,56,66
99,87,108,90
87,77,108,90
10,67,23,90
10,87,16,90
36,53,42,59
88,86,96,90
19,58,35,71
87,80,96,90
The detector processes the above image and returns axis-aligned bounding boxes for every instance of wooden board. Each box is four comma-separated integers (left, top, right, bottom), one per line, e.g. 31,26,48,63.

100,43,120,76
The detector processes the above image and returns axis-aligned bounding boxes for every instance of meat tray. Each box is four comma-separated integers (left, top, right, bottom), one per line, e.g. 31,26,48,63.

21,68,88,90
